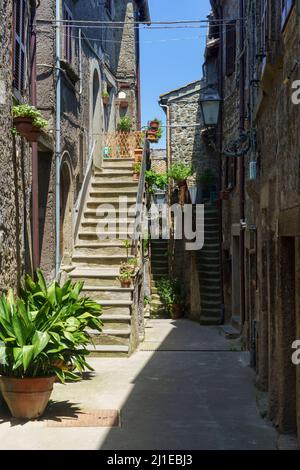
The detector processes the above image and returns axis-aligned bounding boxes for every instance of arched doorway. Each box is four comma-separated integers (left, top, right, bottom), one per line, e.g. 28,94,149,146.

60,161,73,264
91,67,102,168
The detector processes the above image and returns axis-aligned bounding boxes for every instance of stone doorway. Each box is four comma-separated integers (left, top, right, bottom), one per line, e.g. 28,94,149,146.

60,162,73,266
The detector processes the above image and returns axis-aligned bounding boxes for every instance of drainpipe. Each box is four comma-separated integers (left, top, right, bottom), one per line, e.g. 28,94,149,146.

55,0,61,278
30,3,40,271
159,102,173,276
239,0,246,327
79,28,82,96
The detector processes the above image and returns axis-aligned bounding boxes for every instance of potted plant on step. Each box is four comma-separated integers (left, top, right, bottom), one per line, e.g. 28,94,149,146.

133,162,141,181
0,270,102,420
102,91,110,106
156,278,183,320
12,104,48,143
118,241,138,288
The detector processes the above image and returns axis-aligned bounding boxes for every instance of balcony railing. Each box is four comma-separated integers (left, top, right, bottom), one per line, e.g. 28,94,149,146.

102,131,145,159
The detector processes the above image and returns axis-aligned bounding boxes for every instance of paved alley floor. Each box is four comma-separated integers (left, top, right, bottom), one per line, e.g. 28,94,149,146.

0,319,278,450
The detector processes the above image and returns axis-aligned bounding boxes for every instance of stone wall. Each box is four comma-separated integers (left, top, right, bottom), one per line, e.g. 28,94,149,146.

0,0,32,293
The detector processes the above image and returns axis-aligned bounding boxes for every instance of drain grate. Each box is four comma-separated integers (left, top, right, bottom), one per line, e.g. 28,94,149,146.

46,409,120,428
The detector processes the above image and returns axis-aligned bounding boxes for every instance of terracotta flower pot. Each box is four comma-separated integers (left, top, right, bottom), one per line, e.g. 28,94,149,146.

133,172,140,181
171,304,183,319
147,133,158,143
134,148,143,163
119,99,129,109
13,117,41,143
150,121,159,130
177,180,186,188
220,190,230,200
102,95,109,105
120,279,131,288
0,376,55,420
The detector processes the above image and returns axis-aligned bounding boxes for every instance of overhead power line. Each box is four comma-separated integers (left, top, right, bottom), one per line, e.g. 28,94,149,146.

36,18,245,26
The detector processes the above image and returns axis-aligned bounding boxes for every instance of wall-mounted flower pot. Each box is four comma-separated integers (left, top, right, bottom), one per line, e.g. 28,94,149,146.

13,116,41,143
150,120,159,130
147,133,158,143
134,148,143,163
119,99,129,109
0,376,55,420
102,95,109,106
220,190,230,200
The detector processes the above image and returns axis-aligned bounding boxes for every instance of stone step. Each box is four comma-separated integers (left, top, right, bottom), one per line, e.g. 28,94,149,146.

94,169,133,176
70,268,123,287
89,189,138,199
73,254,133,267
87,197,137,207
87,344,129,357
87,326,131,336
78,231,134,242
83,209,136,219
93,172,133,182
200,316,221,326
91,181,138,190
82,286,133,301
201,299,222,308
80,222,135,233
74,243,130,257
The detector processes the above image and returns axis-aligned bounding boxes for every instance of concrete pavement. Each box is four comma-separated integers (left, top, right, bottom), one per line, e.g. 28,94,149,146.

0,319,278,450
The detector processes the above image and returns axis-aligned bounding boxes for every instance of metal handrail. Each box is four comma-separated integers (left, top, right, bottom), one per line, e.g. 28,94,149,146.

133,141,149,257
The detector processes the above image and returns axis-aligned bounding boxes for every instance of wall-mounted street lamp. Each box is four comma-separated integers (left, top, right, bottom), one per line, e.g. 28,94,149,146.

199,87,221,128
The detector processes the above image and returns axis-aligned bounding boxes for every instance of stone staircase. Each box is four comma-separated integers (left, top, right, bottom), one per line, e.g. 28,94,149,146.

196,203,223,325
150,239,169,317
69,157,139,356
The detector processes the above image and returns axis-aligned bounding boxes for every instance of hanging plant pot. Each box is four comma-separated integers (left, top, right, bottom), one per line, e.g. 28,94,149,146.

134,148,143,163
0,376,56,420
13,116,41,142
220,189,230,200
102,95,109,106
149,120,159,130
119,99,129,109
147,133,159,143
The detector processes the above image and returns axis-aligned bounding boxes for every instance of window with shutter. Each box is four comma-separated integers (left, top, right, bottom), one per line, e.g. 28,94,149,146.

63,4,73,64
13,0,28,95
225,21,236,76
281,0,295,30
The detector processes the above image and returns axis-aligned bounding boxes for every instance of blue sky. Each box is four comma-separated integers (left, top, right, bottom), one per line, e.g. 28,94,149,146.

140,0,212,141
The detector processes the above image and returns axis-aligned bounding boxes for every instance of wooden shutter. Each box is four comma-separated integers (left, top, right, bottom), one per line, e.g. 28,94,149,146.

13,0,27,94
225,21,236,76
64,5,72,63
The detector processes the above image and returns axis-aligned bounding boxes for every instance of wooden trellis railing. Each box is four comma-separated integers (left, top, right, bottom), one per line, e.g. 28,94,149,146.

102,131,145,159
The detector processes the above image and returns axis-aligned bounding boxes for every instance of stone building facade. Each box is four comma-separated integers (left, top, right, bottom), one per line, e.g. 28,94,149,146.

209,0,300,443
0,0,34,293
0,0,149,291
158,80,222,323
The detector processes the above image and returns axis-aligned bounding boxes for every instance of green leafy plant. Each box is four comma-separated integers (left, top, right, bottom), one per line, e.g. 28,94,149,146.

117,116,131,133
102,90,109,98
168,162,193,183
12,105,48,129
0,270,103,383
145,170,168,194
156,278,182,314
133,162,141,174
144,295,151,306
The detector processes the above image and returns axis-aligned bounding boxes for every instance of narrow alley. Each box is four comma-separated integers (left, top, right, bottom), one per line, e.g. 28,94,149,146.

0,319,277,450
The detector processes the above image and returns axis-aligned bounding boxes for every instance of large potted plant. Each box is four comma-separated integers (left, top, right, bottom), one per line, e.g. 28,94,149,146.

12,104,48,143
145,170,168,194
0,270,102,420
117,116,131,133
156,278,183,319
133,162,141,181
